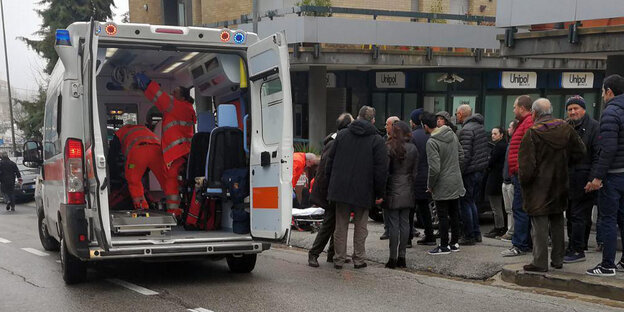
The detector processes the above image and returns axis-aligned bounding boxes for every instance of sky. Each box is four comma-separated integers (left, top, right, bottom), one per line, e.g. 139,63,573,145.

0,0,129,95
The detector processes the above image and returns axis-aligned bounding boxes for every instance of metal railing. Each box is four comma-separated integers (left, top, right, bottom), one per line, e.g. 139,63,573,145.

202,6,496,28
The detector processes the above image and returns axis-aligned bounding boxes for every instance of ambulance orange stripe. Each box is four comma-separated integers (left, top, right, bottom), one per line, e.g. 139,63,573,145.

252,187,279,209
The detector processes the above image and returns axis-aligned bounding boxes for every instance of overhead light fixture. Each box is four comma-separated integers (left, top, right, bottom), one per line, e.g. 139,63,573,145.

106,48,118,58
181,52,199,61
162,62,184,73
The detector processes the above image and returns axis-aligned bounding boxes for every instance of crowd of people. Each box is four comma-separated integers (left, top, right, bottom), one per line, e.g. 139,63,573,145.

305,74,624,277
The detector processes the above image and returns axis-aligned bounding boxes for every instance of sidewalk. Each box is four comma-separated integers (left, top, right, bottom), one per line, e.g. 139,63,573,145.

289,219,624,301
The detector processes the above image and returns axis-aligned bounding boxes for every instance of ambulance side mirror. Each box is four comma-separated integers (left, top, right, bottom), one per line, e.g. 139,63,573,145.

23,141,43,168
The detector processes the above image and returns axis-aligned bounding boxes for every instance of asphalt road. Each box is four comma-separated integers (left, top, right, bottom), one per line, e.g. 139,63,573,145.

0,202,621,312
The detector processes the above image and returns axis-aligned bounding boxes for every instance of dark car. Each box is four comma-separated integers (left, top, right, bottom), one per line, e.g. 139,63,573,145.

14,163,38,202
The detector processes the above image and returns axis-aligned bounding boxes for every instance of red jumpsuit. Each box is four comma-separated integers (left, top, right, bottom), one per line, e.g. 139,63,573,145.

143,81,197,216
292,152,306,188
115,125,172,210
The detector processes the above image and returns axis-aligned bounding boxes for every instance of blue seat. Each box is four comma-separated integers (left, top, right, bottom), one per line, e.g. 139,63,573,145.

217,104,238,128
197,111,216,133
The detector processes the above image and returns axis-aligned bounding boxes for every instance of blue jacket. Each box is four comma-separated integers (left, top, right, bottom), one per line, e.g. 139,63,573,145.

595,94,624,179
411,126,431,200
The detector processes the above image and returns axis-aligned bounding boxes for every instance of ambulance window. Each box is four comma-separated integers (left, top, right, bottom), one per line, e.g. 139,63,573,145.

43,94,61,159
260,77,283,145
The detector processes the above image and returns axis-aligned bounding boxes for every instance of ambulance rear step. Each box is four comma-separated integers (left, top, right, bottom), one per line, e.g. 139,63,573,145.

110,211,177,236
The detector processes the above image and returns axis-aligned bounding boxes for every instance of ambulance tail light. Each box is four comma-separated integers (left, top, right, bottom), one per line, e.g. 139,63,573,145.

65,138,85,205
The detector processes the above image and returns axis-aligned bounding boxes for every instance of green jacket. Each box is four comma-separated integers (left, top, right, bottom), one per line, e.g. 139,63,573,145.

426,125,466,201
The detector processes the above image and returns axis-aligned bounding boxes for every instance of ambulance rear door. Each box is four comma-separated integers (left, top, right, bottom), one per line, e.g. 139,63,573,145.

247,32,293,241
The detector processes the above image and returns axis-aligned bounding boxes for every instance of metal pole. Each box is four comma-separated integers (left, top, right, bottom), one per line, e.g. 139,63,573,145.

0,0,16,157
252,0,259,33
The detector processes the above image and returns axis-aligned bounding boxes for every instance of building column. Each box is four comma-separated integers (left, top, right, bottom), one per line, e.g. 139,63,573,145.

606,55,624,77
308,66,327,150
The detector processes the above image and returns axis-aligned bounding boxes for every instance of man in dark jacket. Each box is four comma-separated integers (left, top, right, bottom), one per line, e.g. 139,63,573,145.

0,152,21,211
586,74,624,276
410,109,436,245
518,98,585,272
455,104,490,245
308,113,354,267
326,106,388,269
564,96,600,264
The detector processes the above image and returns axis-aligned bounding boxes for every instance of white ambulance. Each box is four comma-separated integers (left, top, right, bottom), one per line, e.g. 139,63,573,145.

23,21,293,284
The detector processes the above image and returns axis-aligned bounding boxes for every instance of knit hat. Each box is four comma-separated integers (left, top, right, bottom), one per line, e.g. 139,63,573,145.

435,111,452,123
410,108,424,124
565,95,586,110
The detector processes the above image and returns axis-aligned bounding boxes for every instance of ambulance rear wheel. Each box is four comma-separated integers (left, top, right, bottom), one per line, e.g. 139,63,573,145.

226,254,256,273
38,208,59,251
60,238,87,284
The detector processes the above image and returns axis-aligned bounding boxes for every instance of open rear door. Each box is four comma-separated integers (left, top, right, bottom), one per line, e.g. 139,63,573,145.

247,32,293,241
83,20,111,249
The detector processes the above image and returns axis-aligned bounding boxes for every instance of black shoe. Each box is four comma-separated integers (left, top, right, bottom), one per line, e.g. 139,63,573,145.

385,258,397,269
523,264,547,272
380,234,389,240
326,253,334,263
406,240,413,248
334,264,343,270
458,237,475,246
483,228,499,239
308,254,319,267
396,257,406,268
550,262,563,269
475,234,482,243
5,203,9,211
417,237,437,246
354,262,367,269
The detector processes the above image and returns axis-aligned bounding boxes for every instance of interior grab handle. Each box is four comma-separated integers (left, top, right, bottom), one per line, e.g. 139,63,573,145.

243,114,249,154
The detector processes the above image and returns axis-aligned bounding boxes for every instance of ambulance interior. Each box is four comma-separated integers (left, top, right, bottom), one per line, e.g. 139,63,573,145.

95,45,253,240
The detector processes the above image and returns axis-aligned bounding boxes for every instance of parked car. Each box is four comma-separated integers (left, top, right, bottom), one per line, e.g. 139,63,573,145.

14,163,38,202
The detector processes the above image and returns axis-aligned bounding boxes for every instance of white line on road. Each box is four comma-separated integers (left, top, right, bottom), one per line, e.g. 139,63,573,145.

106,279,159,296
0,237,10,244
21,248,49,257
188,309,214,312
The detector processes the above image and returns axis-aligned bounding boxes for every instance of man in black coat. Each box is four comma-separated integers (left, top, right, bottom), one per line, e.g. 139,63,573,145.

564,96,600,264
325,106,388,269
308,113,354,267
410,109,436,245
0,152,21,212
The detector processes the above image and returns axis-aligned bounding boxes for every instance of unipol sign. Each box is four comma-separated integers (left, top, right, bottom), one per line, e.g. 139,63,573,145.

376,72,406,88
500,71,537,89
561,72,594,89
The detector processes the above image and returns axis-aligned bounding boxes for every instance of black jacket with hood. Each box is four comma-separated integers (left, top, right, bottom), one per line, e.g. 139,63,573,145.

458,114,490,174
326,119,388,209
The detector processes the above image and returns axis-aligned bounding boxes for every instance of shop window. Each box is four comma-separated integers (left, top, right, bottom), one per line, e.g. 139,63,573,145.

403,93,418,123
452,96,476,116
504,94,540,128
425,73,447,92
550,95,564,119
423,95,446,114
387,93,402,119
583,92,598,119
484,95,503,131
372,93,386,129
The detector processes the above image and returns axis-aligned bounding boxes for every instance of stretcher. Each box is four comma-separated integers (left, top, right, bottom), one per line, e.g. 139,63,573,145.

291,207,325,232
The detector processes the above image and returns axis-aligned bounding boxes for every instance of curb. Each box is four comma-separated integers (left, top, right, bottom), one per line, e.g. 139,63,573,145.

501,263,624,302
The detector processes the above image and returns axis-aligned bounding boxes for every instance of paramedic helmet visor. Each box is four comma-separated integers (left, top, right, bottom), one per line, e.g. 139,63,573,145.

55,29,71,46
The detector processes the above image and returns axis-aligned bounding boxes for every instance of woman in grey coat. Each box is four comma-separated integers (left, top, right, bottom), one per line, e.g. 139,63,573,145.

384,121,419,269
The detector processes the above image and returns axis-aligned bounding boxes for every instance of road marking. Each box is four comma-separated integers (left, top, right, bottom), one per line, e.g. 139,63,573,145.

106,279,159,296
0,237,10,244
188,309,214,312
21,248,49,257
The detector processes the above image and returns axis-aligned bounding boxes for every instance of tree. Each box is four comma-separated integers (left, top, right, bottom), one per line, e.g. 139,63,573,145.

21,0,116,75
15,86,46,141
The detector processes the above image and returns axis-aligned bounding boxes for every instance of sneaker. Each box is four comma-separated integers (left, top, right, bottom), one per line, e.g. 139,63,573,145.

450,243,460,252
308,254,320,267
501,246,525,257
615,261,624,272
564,252,586,263
458,237,475,246
500,233,512,242
416,237,437,246
586,264,616,277
428,245,451,255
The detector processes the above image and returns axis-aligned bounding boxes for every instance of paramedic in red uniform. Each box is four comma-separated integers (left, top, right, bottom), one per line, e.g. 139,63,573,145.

292,152,320,188
134,73,197,217
112,125,173,210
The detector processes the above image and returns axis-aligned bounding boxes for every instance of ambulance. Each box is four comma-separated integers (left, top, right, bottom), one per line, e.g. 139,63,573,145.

22,20,293,284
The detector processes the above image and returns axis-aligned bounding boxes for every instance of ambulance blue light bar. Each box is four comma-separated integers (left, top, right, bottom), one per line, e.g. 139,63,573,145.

55,29,71,46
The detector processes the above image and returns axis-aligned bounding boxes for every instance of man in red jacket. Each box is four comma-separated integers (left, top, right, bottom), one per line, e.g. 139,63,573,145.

501,95,534,257
134,73,197,217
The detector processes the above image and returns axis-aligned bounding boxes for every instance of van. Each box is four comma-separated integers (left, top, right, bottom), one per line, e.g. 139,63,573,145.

23,21,293,284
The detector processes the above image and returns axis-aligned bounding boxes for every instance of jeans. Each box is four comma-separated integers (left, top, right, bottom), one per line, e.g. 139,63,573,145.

436,199,460,247
511,175,531,251
598,173,624,268
502,182,515,235
416,199,434,238
460,171,482,239
385,208,410,259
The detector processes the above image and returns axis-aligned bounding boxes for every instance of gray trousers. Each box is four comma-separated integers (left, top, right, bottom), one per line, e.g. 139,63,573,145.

502,183,515,234
384,208,410,259
531,213,565,270
333,202,369,266
488,195,505,229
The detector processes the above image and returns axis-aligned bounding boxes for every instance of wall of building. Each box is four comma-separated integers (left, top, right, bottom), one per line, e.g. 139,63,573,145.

129,0,163,24
201,0,252,24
